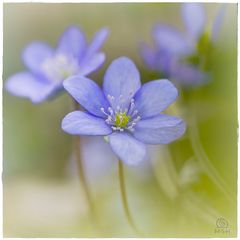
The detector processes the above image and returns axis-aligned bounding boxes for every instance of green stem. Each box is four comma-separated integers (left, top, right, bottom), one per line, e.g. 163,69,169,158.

188,113,234,203
74,135,95,215
71,100,96,222
118,160,141,236
182,91,234,203
150,146,180,201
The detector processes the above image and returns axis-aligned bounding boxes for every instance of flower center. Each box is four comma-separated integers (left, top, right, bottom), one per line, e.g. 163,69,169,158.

100,95,141,132
41,54,79,82
115,112,131,128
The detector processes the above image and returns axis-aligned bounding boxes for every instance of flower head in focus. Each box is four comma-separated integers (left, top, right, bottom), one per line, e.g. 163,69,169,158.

141,3,225,86
62,57,186,166
5,26,109,103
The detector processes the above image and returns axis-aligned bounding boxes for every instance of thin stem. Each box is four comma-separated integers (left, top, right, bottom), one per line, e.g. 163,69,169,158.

188,114,234,203
118,160,141,236
71,99,96,222
150,146,180,200
74,135,95,215
183,92,234,203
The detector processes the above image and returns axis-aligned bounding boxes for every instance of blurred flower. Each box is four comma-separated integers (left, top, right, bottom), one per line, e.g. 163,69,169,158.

66,138,160,185
62,57,186,166
141,3,225,86
66,136,117,186
5,26,109,103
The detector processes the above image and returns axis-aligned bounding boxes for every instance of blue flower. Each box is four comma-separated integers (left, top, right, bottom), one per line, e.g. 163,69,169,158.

141,3,225,86
62,57,186,166
5,26,109,103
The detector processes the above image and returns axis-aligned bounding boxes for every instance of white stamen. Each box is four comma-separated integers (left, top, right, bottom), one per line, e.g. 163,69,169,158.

108,107,114,115
101,107,109,116
41,54,78,82
102,95,142,133
131,110,138,117
128,98,136,115
127,126,135,132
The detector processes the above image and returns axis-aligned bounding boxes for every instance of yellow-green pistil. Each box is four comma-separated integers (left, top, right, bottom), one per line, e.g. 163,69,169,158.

115,112,131,128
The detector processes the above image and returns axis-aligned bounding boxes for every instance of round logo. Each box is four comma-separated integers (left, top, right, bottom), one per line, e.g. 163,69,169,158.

216,217,229,228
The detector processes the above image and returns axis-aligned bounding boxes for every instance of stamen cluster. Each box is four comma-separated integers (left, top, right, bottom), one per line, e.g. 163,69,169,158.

101,95,141,132
41,54,79,82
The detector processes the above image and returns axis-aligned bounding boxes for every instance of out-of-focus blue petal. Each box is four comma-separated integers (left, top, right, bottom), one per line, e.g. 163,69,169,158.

181,3,205,40
63,76,109,118
140,44,157,70
153,24,190,55
62,111,112,135
57,26,86,59
134,79,178,119
83,28,109,61
133,114,186,144
22,42,54,74
5,72,57,103
211,5,226,42
79,136,117,185
79,53,105,76
103,57,141,109
170,62,209,86
109,133,146,166
154,50,177,74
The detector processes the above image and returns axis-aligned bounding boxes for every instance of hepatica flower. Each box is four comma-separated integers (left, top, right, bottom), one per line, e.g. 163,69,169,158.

5,26,109,103
141,3,225,86
62,57,186,165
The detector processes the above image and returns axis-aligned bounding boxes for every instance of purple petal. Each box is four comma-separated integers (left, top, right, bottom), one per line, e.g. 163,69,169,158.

181,3,205,40
109,133,146,166
134,79,178,119
170,62,209,86
22,42,54,74
62,111,112,136
83,28,109,60
153,24,190,55
5,72,57,103
79,53,105,76
140,44,157,70
133,114,186,144
211,5,226,42
57,26,86,59
103,57,141,109
154,50,177,74
63,75,109,118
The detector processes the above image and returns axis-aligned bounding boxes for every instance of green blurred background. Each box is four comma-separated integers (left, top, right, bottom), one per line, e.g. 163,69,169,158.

3,3,237,237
